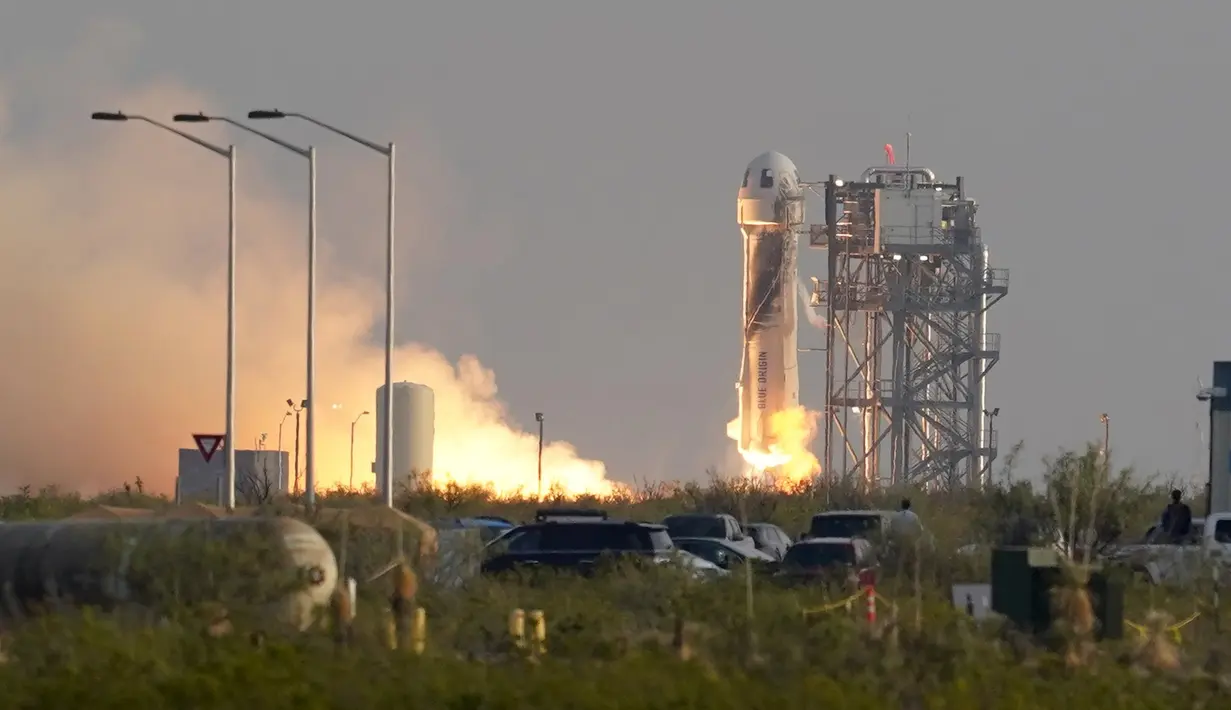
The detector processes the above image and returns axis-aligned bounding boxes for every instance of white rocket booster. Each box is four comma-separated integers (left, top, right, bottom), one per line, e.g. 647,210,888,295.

733,151,803,458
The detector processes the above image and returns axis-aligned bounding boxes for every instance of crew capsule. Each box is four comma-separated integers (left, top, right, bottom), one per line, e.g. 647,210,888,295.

738,151,803,226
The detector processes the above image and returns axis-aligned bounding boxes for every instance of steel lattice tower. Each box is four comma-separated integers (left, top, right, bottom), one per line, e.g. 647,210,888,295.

803,165,1008,488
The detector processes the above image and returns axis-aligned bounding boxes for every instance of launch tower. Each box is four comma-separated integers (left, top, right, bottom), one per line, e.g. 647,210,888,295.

805,163,1008,488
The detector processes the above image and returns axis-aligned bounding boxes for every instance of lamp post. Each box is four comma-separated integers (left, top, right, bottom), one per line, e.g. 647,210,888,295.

90,111,239,510
175,112,319,508
535,412,545,500
277,410,292,490
248,109,396,509
288,398,307,495
1099,412,1110,475
350,410,370,490
983,407,1001,485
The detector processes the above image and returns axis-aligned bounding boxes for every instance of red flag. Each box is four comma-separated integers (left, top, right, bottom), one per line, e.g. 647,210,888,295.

884,143,895,165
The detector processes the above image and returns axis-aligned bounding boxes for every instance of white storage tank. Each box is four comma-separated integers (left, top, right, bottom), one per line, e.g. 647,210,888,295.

375,381,435,493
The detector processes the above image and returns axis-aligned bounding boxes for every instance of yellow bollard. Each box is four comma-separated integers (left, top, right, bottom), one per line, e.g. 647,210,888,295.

411,607,427,655
528,609,547,657
391,562,418,649
384,614,398,651
328,585,353,648
509,608,527,651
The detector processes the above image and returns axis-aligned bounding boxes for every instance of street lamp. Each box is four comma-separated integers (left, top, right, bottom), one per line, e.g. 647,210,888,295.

350,410,370,490
277,410,292,490
90,110,239,511
288,398,307,495
983,407,1002,484
175,112,319,508
1099,412,1110,472
535,412,545,500
249,109,396,509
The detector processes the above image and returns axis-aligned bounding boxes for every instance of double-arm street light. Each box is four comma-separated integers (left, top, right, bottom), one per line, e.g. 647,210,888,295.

172,112,320,509
90,111,239,511
247,109,396,509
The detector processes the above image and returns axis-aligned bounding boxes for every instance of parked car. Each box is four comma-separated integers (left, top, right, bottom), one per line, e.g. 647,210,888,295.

482,508,720,578
435,515,515,544
774,537,877,585
803,510,895,541
744,522,792,560
672,536,777,572
1103,514,1231,585
662,513,757,554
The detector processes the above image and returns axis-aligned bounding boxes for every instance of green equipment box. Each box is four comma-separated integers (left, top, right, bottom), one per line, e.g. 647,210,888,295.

990,546,1123,640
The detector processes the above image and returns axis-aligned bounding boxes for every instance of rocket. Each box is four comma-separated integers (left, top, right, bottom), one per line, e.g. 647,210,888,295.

732,151,803,460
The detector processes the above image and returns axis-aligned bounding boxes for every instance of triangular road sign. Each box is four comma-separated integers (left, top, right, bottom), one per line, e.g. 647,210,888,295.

192,434,226,463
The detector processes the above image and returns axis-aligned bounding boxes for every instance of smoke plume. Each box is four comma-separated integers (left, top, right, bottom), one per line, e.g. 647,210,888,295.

0,27,612,496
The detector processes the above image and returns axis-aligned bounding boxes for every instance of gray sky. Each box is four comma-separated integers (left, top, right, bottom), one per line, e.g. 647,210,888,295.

2,2,1228,491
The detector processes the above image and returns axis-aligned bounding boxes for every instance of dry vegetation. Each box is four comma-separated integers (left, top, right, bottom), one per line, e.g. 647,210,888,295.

0,443,1227,707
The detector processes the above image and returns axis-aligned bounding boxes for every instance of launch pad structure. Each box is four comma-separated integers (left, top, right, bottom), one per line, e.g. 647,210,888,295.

803,162,1009,489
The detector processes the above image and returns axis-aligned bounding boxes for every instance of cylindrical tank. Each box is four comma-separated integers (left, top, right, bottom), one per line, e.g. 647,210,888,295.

0,516,337,630
376,381,435,492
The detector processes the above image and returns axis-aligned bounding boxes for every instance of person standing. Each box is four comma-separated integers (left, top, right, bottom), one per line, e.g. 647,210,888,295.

889,498,922,538
1160,489,1193,542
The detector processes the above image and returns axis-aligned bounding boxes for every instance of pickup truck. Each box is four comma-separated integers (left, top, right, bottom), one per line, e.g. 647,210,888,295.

1103,512,1231,585
661,513,758,555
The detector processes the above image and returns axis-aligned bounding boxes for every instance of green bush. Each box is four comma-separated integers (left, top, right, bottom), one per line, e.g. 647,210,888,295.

0,445,1220,706
0,610,1224,709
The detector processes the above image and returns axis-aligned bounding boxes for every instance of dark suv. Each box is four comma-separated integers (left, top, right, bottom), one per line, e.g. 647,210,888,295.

481,508,675,575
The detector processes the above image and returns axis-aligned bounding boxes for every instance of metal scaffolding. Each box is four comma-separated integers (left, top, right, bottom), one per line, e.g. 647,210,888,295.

804,164,1008,488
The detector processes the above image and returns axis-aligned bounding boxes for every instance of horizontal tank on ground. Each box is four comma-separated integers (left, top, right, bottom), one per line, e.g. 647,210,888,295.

0,516,337,630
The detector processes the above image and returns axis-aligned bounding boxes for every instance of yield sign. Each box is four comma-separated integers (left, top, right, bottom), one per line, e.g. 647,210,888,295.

193,434,226,463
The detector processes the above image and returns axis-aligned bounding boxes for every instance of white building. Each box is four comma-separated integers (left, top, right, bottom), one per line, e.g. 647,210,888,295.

176,448,290,504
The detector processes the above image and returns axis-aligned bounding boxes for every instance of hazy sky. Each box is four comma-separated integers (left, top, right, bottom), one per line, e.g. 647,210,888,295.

2,2,1228,492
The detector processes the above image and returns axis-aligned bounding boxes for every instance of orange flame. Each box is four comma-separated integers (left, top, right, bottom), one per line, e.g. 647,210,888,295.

726,406,821,486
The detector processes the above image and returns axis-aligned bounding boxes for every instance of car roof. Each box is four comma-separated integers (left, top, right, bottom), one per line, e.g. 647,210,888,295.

673,536,738,545
796,536,862,545
521,519,667,530
812,510,894,518
674,537,774,557
664,513,727,519
456,517,513,528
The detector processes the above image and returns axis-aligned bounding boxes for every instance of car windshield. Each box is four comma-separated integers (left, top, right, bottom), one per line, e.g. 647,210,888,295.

664,516,726,539
648,529,674,551
810,514,881,539
784,542,855,568
675,539,734,565
476,526,510,544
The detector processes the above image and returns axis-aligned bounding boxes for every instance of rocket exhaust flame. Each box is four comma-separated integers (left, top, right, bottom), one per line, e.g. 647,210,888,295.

727,152,821,486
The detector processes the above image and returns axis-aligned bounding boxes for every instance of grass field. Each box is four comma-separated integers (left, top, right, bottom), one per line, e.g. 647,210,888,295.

0,451,1227,708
